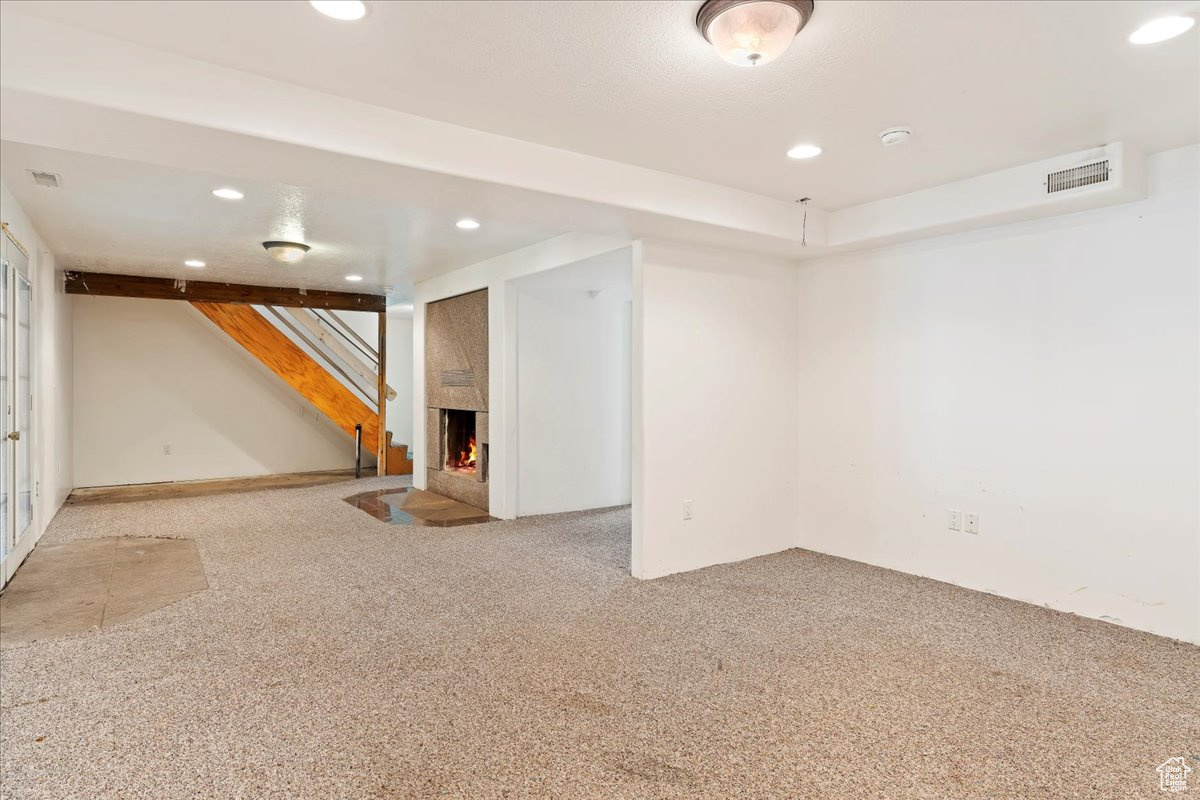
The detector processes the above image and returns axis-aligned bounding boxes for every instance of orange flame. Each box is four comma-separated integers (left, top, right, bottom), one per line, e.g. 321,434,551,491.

452,435,478,471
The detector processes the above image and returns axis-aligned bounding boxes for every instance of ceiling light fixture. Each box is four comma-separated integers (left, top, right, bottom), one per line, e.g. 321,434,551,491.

345,274,363,282
696,0,815,67
879,127,913,146
1129,15,1195,44
787,143,822,159
456,218,481,230
184,259,206,268
262,241,311,263
310,0,368,21
212,187,244,200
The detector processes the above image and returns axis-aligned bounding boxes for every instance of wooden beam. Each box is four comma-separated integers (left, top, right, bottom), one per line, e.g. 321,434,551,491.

191,302,379,453
66,270,386,312
376,311,387,477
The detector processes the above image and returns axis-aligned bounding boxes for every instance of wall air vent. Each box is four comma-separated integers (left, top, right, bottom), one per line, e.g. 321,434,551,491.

441,368,475,388
1046,160,1110,194
28,170,62,189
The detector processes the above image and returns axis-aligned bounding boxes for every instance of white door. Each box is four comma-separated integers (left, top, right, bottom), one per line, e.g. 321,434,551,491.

1,227,34,585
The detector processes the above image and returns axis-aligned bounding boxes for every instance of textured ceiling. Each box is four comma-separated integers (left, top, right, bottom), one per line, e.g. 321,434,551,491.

5,0,1198,210
0,141,562,297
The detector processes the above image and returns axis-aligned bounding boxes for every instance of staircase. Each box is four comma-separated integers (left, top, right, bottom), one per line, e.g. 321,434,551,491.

192,301,413,475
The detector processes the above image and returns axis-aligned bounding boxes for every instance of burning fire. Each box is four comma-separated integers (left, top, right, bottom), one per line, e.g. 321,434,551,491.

450,434,477,471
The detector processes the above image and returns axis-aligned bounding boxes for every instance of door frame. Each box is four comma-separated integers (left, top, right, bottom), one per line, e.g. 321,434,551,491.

1,223,36,586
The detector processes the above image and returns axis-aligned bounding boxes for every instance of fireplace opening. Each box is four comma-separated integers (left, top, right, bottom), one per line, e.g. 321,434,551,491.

444,409,477,476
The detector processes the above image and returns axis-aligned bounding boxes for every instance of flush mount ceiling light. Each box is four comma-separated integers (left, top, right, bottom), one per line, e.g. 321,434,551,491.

262,241,311,263
310,0,368,21
456,218,481,230
345,274,363,282
696,0,815,67
184,259,206,268
787,143,822,159
1129,15,1195,44
212,187,244,200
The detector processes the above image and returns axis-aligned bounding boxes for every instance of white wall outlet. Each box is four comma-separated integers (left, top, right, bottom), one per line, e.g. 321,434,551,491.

683,500,693,521
162,444,172,456
965,513,979,534
948,509,962,531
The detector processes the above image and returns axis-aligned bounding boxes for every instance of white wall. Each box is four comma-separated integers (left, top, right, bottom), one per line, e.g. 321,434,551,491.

0,179,73,579
793,144,1200,644
515,251,631,516
73,296,356,486
386,313,414,450
632,240,800,579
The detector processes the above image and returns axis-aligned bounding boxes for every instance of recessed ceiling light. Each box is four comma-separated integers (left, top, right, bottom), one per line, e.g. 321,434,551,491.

345,274,363,282
787,144,822,159
879,127,913,147
1129,15,1195,44
212,187,244,200
456,218,481,230
310,0,368,21
184,259,206,268
262,241,311,263
697,0,815,66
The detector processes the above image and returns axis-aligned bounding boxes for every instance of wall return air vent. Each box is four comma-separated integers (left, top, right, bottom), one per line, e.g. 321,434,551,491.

1046,160,1110,194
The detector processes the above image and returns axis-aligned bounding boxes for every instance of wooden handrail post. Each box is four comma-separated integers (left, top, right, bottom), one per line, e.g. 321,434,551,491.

376,311,387,477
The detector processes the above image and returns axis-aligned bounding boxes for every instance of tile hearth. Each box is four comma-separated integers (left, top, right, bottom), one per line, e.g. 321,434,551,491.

343,487,494,527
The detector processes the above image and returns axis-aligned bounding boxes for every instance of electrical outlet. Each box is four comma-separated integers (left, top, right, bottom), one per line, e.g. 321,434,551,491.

948,509,962,531
162,444,172,456
683,500,693,521
965,513,979,534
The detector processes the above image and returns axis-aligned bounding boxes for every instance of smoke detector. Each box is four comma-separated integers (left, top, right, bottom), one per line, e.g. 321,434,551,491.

879,127,913,147
28,170,62,188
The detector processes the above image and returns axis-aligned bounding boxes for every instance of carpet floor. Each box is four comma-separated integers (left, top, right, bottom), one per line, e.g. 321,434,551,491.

0,476,1196,799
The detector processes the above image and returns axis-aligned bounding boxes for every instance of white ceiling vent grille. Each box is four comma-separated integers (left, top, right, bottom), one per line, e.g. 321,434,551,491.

1046,160,1110,194
28,170,62,189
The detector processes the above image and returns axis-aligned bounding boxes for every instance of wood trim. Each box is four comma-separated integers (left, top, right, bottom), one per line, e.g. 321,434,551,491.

66,270,386,312
376,311,387,476
191,301,379,452
66,469,356,506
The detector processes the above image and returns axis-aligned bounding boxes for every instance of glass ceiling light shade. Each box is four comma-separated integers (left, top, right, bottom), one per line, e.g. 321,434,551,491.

262,241,311,263
697,0,815,67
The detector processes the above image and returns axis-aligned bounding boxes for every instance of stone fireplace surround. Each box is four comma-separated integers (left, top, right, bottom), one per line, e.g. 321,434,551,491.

424,288,489,511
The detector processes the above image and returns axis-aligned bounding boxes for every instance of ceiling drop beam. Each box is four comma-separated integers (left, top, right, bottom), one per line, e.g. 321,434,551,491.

64,270,387,312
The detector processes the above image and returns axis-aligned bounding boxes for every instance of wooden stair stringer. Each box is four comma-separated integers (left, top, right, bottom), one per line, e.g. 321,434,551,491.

191,301,380,454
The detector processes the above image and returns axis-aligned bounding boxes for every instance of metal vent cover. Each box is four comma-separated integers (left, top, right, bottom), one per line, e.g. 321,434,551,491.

28,170,62,188
441,368,475,387
1046,160,1110,194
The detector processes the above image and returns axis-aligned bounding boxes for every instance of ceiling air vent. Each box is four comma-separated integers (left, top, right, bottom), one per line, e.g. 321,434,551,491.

28,170,62,189
1046,160,1109,194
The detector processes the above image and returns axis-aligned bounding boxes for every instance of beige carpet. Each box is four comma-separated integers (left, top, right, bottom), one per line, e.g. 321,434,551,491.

0,476,1196,799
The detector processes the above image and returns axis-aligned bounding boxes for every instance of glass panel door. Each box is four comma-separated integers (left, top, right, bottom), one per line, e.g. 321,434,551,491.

0,257,7,568
1,228,32,580
15,270,32,544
